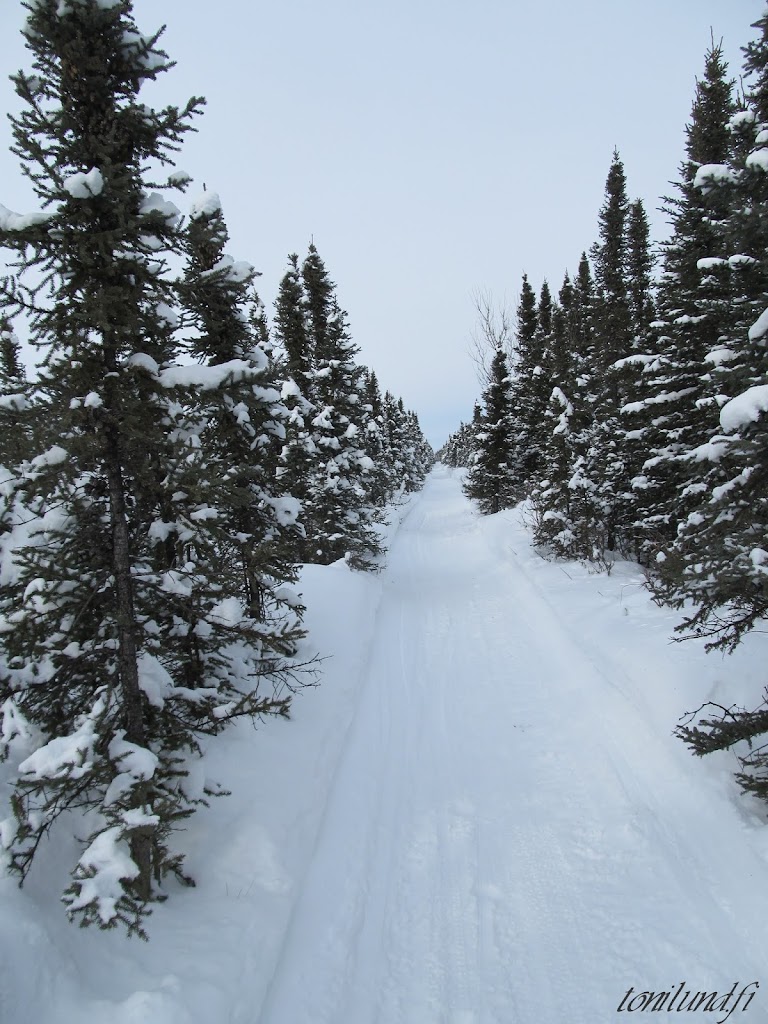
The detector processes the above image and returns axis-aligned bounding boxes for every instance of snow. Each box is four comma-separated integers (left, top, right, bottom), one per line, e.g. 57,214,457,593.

65,827,139,925
63,167,104,199
696,256,728,270
159,359,259,390
0,203,51,231
126,352,160,375
4,470,768,1021
209,597,245,628
138,192,181,226
168,170,192,186
199,254,254,283
264,494,302,527
746,149,768,172
189,191,222,220
705,347,737,365
155,302,178,328
16,694,105,781
137,652,174,708
729,109,756,128
693,163,736,189
748,305,768,342
720,384,768,433
28,445,68,471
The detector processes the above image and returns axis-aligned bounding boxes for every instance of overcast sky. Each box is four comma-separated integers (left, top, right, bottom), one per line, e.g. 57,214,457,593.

0,1,761,446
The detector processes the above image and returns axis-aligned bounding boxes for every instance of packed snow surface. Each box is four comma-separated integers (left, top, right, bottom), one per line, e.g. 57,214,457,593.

2,466,768,1023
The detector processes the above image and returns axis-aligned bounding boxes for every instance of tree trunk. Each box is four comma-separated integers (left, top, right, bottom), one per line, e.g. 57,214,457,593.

104,422,153,902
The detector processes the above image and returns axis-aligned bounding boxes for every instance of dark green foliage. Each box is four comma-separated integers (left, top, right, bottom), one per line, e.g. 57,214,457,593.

0,0,309,938
464,346,516,515
676,696,768,803
507,275,543,495
633,43,736,565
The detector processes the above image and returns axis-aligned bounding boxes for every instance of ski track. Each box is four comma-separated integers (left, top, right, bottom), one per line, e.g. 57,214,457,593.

255,467,768,1024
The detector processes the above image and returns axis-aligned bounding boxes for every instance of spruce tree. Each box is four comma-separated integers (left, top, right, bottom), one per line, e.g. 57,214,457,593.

531,276,580,554
633,42,736,563
272,254,316,543
653,12,768,651
178,189,306,652
507,274,541,495
577,152,638,558
0,0,305,937
301,247,382,569
464,346,516,514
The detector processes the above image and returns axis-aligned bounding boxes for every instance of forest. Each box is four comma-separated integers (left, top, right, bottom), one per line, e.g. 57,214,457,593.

440,9,768,808
0,0,432,937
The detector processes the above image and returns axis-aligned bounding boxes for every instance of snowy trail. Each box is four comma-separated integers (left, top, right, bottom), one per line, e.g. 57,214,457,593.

6,467,768,1024
255,467,768,1024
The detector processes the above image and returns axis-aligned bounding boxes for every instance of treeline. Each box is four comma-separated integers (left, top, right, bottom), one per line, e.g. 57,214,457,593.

443,10,768,802
0,0,430,936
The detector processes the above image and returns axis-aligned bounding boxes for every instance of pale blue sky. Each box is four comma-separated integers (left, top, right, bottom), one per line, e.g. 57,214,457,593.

0,1,760,446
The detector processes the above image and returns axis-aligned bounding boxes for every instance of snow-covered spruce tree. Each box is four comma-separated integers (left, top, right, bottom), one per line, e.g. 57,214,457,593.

632,43,736,564
530,275,582,555
178,189,306,654
0,0,302,938
575,151,650,561
507,274,542,497
464,345,516,514
402,408,434,488
649,10,768,652
359,369,394,506
301,245,383,569
659,6,768,811
436,417,476,468
272,253,316,553
612,196,658,557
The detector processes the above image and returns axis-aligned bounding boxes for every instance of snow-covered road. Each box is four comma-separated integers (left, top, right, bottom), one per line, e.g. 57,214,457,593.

256,467,768,1024
4,465,768,1024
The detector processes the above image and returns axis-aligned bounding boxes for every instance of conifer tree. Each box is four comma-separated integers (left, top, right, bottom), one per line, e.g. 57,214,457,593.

272,254,315,537
530,276,580,554
301,247,382,568
0,0,305,937
577,152,640,557
652,12,768,651
632,42,736,562
360,369,396,505
464,346,516,514
178,189,306,651
508,274,541,495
